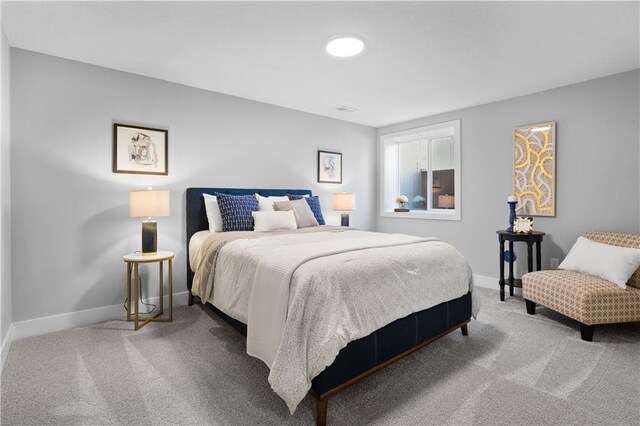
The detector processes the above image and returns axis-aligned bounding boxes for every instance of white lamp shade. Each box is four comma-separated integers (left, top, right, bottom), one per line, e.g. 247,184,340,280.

333,193,355,211
438,194,455,209
130,189,170,218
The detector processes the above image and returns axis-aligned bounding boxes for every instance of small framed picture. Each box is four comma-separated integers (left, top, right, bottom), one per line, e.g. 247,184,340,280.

514,217,534,233
317,150,342,183
113,123,168,175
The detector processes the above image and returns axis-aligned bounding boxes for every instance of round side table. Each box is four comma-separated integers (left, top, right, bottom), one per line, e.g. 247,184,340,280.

123,251,174,330
496,231,545,301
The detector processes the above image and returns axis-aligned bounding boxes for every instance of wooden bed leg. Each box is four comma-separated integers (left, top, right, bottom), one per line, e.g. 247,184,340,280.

188,292,194,306
316,397,328,426
460,324,468,336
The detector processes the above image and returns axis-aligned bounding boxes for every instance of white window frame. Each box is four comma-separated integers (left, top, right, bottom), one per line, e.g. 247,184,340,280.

379,119,461,221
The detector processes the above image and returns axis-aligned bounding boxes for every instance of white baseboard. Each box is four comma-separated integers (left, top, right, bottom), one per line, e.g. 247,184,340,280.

1,323,14,372
6,276,499,348
13,291,190,342
473,273,498,291
473,273,525,296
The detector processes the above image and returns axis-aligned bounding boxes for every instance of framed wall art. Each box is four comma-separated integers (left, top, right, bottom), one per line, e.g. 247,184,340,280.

317,150,342,183
513,121,555,216
113,123,168,175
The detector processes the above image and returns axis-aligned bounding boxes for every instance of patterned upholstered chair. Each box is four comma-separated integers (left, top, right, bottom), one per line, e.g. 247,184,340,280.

522,232,640,341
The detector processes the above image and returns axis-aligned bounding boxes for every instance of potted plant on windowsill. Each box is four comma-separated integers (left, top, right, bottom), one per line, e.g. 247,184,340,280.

394,195,410,212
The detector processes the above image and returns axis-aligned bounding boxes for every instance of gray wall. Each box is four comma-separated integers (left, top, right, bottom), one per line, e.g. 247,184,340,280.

10,49,376,323
1,28,11,343
378,70,640,279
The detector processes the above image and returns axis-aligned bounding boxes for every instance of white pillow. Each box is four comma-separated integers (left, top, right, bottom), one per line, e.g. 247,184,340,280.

558,236,640,288
252,210,297,232
273,199,319,228
202,193,223,233
255,194,290,212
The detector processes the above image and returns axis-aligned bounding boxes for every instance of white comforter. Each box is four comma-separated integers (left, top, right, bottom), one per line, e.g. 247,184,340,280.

195,229,475,413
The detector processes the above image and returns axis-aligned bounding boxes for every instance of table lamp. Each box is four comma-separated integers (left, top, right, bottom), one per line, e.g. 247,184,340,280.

438,194,455,209
333,192,355,227
129,187,170,256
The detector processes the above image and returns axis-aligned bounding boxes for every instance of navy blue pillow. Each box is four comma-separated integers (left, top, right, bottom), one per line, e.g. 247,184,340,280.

216,193,259,232
288,194,325,225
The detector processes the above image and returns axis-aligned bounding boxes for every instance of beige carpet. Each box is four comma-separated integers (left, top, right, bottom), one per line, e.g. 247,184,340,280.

2,287,639,425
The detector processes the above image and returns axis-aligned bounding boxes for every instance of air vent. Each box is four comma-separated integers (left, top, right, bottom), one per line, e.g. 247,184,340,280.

336,105,358,113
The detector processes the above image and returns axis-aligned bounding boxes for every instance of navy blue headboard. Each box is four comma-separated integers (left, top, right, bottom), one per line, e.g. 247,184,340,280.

185,187,313,291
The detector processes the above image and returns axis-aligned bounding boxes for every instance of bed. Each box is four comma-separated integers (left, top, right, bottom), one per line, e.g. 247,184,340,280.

186,187,474,425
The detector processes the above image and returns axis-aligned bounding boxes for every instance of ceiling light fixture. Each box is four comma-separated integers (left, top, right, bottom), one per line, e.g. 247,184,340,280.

326,36,365,58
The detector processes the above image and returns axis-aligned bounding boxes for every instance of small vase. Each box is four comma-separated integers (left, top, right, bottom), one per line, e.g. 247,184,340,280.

395,204,410,212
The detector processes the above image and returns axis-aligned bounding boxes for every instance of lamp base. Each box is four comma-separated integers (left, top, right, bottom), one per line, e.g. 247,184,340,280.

341,213,350,227
141,220,157,256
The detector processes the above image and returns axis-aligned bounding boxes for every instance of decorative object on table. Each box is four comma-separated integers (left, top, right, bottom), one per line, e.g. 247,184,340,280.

503,249,517,263
129,187,170,256
317,150,342,183
412,195,426,208
514,216,534,233
513,121,556,216
113,123,168,175
507,195,518,232
438,194,455,209
394,195,409,212
333,192,355,226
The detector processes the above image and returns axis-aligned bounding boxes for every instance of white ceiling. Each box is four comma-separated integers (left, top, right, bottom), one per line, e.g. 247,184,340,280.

3,1,639,127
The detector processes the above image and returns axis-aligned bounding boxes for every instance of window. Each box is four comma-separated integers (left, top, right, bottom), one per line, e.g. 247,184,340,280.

380,119,461,220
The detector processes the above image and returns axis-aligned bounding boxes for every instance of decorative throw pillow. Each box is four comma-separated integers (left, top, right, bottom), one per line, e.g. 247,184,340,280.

252,211,297,232
288,194,326,225
273,199,319,228
255,194,290,212
558,236,640,288
202,193,223,233
216,193,259,232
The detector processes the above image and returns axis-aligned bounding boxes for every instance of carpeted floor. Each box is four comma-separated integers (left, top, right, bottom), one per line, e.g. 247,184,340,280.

2,287,639,425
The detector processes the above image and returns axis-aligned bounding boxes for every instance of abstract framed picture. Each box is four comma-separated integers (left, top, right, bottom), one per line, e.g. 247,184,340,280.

112,123,168,175
317,150,342,183
513,121,556,216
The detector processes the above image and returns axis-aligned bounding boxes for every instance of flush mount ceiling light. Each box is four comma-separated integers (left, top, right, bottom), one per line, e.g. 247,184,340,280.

326,36,365,58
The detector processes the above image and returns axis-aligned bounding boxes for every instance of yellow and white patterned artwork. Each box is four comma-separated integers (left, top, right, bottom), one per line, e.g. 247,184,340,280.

513,122,556,217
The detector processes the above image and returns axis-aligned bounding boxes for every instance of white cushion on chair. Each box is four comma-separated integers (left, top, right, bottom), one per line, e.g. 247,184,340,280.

559,236,640,288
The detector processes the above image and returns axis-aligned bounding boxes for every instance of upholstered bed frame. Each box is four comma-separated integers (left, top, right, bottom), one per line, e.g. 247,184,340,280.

185,187,472,425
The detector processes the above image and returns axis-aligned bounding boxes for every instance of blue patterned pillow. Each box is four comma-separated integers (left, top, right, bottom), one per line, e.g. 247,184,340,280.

288,194,325,225
216,194,259,231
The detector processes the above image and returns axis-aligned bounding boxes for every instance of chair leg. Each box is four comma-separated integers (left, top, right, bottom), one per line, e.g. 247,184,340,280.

461,324,468,336
580,323,594,342
525,299,536,315
188,292,194,306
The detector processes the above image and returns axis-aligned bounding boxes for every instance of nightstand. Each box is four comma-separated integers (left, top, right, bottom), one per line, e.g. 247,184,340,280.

123,251,174,330
497,231,545,301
